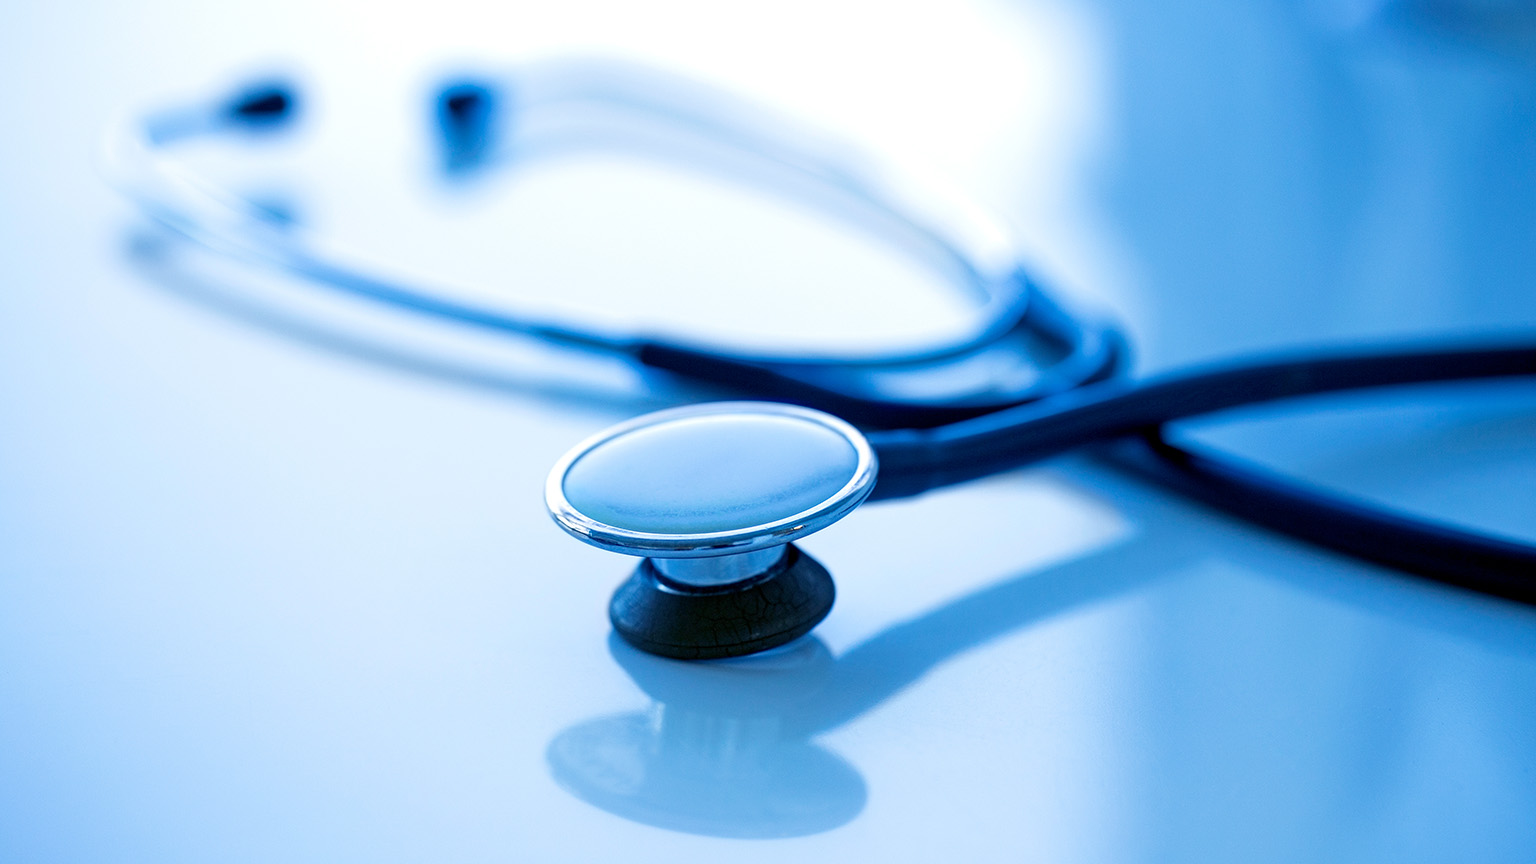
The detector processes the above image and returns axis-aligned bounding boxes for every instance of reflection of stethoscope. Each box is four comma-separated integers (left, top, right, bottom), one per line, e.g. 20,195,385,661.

110,60,1536,661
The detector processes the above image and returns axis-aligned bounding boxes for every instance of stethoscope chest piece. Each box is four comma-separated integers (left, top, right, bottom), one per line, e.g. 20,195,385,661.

546,402,878,659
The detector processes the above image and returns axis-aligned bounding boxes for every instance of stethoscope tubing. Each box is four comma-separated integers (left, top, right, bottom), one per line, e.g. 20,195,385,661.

109,65,1536,606
107,75,1130,425
1107,434,1536,602
862,338,1536,597
869,338,1536,496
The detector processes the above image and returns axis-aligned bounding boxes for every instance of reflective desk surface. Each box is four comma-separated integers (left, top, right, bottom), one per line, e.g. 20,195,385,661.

3,1,1534,861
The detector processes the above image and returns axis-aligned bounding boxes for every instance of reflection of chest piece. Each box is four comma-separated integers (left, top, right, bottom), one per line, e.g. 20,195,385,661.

545,402,878,659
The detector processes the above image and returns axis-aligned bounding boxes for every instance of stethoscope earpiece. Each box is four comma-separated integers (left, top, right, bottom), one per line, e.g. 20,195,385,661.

435,79,499,172
546,402,877,659
224,82,299,128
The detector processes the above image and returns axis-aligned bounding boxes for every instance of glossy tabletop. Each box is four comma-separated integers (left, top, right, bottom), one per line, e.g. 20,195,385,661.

2,1,1534,861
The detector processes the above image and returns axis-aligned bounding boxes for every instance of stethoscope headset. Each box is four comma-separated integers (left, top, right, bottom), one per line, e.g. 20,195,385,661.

109,59,1536,661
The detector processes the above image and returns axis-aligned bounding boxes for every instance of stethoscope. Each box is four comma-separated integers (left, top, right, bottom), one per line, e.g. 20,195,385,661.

108,59,1536,661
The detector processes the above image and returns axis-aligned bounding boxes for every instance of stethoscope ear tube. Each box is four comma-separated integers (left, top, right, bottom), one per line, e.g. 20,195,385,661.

633,278,1130,429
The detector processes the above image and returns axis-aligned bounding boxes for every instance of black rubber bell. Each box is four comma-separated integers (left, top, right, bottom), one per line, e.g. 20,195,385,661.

608,544,835,660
